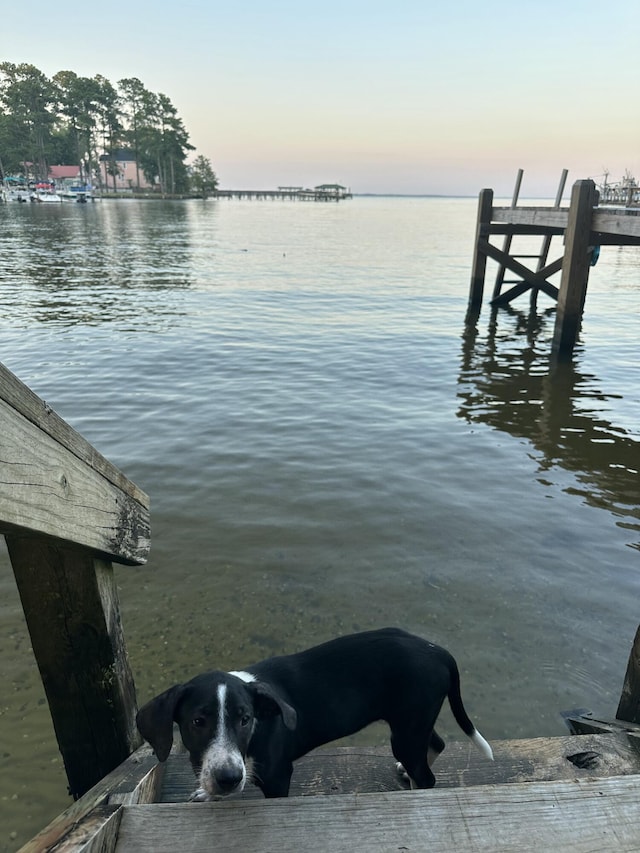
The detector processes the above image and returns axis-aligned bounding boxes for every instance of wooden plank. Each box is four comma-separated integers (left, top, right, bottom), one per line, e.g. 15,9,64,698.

160,733,640,802
0,394,149,565
617,623,640,724
7,538,143,799
492,206,570,229
491,207,640,241
116,776,640,853
592,208,640,239
552,180,599,360
17,745,161,853
0,361,147,504
0,361,149,566
0,392,149,564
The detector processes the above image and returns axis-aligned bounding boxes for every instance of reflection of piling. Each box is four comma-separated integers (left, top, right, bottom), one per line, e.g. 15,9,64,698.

466,175,640,362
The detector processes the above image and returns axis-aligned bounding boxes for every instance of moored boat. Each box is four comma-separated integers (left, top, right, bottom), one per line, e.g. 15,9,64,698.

31,190,63,203
31,182,62,202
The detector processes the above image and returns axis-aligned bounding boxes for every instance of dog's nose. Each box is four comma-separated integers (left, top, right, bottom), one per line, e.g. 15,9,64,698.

214,765,244,792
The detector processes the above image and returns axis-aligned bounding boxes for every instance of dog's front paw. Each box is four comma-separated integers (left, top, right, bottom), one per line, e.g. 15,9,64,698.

189,787,212,802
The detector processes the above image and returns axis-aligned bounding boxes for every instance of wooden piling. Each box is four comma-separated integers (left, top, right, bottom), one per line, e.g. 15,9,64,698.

6,538,140,798
466,188,493,323
551,179,598,361
617,624,640,725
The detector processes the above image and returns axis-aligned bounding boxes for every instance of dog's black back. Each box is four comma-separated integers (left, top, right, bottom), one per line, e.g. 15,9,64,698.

247,627,454,760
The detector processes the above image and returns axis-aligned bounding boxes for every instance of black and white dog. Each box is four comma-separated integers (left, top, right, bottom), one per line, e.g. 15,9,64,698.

136,627,493,800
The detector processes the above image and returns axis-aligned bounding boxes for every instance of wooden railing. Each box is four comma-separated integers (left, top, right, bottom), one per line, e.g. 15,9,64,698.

0,361,150,799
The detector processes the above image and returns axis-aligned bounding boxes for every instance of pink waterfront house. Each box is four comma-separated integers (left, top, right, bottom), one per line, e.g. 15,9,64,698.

99,149,153,191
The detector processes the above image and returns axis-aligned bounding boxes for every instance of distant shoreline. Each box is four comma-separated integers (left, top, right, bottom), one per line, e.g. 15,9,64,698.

57,191,554,202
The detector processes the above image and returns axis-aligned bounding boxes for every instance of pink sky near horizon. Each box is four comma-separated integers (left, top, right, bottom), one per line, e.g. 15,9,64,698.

2,0,638,197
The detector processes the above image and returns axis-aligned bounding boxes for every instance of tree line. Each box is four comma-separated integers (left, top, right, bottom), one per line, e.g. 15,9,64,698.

0,63,218,195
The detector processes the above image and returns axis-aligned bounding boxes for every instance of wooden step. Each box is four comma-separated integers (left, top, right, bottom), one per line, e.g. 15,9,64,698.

115,776,640,853
160,731,640,801
20,732,640,852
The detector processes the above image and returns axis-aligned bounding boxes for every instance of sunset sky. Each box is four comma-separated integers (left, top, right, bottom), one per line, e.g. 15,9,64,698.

2,0,638,196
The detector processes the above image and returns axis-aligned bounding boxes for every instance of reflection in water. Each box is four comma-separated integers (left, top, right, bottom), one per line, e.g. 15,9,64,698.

458,307,640,549
1,202,194,328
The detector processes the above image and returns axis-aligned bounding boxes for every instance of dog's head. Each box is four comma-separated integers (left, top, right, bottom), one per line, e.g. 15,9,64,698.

136,671,296,798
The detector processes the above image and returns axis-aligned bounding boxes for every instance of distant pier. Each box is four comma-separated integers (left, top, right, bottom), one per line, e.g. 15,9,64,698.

215,183,352,202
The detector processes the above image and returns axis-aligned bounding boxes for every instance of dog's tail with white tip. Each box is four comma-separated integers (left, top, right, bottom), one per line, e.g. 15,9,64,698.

469,728,494,761
448,661,494,761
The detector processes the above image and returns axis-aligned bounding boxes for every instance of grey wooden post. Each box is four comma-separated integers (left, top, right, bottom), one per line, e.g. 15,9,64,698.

616,623,640,725
551,180,598,360
6,536,141,798
466,189,493,323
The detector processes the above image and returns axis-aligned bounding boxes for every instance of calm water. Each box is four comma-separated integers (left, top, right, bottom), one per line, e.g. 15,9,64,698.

1,196,638,849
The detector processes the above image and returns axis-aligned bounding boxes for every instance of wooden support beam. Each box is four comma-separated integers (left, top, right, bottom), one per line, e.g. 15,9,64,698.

466,189,493,323
486,224,565,236
492,206,570,229
492,168,523,301
532,168,568,310
6,536,141,799
592,208,640,239
617,623,640,724
484,244,562,304
551,179,599,360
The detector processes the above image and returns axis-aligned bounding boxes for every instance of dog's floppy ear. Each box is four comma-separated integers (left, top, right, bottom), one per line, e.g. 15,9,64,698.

136,684,187,762
248,681,297,730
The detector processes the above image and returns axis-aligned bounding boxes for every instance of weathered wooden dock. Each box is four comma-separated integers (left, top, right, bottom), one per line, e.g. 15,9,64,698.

3,316,640,849
467,173,640,361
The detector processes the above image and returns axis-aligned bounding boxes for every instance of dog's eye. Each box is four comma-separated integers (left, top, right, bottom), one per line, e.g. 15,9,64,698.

192,716,206,728
240,714,251,727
